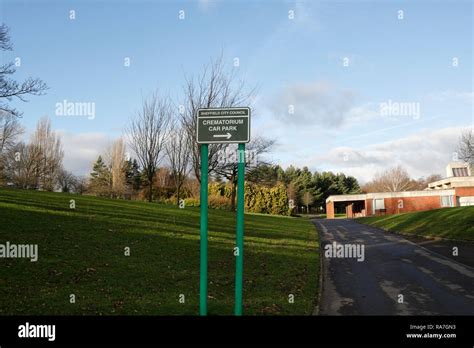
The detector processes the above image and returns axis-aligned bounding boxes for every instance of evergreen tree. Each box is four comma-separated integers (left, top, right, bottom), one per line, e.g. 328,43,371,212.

89,156,110,196
123,159,133,187
284,165,301,185
124,158,142,192
131,159,142,190
270,184,289,215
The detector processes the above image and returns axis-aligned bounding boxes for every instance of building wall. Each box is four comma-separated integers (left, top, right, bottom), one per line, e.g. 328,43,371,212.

364,195,442,216
329,196,444,218
455,187,474,206
455,187,474,197
382,196,442,215
365,199,372,215
346,204,354,218
326,186,474,219
326,201,335,219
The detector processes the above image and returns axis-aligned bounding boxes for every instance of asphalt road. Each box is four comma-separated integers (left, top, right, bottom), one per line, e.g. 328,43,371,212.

312,219,474,315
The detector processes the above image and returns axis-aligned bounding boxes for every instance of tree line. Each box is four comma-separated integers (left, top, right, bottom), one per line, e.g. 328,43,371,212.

246,164,361,213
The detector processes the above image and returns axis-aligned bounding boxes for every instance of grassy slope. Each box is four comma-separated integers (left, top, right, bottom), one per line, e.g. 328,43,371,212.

358,206,474,241
0,188,319,315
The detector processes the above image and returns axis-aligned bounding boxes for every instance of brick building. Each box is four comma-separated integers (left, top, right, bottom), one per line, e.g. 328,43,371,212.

326,163,474,219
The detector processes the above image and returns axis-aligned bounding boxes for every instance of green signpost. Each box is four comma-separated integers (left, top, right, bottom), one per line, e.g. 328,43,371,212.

199,143,209,316
197,107,250,316
234,142,245,315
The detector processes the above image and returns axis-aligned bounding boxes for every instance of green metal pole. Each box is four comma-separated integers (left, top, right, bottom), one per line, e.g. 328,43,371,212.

234,143,245,315
199,144,209,316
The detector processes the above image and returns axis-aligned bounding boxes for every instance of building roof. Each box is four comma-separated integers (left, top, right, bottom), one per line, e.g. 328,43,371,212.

427,176,474,190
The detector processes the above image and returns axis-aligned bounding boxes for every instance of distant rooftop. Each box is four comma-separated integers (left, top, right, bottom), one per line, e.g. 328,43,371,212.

427,162,474,190
446,162,471,178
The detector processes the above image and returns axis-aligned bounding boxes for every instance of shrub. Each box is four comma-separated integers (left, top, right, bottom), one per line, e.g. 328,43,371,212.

209,182,225,196
270,184,289,215
181,182,289,216
244,183,289,216
152,186,175,201
184,197,200,207
208,195,232,210
288,206,297,216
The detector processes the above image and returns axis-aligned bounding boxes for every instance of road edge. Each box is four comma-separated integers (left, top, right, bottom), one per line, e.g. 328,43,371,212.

311,219,324,316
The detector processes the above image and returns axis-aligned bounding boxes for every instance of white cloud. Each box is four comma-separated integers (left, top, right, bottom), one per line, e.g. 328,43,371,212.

58,131,112,176
344,102,381,125
268,81,357,128
284,126,467,184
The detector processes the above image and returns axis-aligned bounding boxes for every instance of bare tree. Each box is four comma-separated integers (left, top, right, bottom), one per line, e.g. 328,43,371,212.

30,117,64,191
364,166,413,192
105,138,127,198
57,169,77,193
214,136,274,211
57,171,90,194
0,24,48,117
408,174,443,190
154,167,173,188
3,142,37,188
0,111,24,153
302,191,313,213
72,176,88,195
457,128,474,168
0,111,24,184
287,182,297,207
126,92,172,202
180,55,257,183
166,120,190,205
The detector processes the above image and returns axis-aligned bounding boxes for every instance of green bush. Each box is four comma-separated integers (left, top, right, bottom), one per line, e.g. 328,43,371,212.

208,182,225,196
181,182,290,216
163,197,176,205
270,185,289,215
244,183,289,216
223,183,233,198
209,194,232,210
183,197,200,207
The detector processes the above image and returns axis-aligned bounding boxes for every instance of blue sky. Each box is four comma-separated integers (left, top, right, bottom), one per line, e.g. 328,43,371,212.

1,0,472,181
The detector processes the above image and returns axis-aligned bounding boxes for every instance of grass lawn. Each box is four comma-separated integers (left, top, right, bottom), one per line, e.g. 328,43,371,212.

0,188,319,315
357,206,474,241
